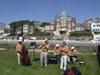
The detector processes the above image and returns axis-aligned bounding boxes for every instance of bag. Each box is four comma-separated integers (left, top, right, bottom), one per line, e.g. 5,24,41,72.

63,69,71,75
72,67,82,75
67,71,73,75
79,60,85,66
76,59,79,62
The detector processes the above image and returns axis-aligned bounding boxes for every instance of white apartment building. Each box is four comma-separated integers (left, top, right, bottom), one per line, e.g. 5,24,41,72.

91,18,100,33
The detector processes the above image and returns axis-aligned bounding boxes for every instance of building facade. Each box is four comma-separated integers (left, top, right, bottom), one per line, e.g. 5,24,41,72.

76,23,85,31
34,22,42,30
44,20,54,32
16,27,23,34
84,18,100,31
90,18,100,33
54,11,76,33
23,24,35,35
0,23,11,38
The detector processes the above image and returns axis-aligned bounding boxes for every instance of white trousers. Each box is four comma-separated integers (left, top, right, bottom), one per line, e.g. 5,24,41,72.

68,56,76,63
60,55,67,70
40,51,48,67
17,54,21,65
54,51,59,55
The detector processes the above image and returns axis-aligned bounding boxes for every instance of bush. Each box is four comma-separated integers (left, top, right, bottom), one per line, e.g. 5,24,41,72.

6,43,17,50
94,32,100,34
75,46,97,53
70,31,92,37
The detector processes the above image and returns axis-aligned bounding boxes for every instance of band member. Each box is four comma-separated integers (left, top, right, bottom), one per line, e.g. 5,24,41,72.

16,40,22,66
60,41,69,71
54,44,61,55
38,38,49,68
68,46,77,64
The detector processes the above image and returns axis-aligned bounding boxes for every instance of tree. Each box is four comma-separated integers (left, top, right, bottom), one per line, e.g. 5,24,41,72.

40,22,50,27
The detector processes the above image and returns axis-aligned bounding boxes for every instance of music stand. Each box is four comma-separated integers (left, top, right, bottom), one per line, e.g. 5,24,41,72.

30,42,36,64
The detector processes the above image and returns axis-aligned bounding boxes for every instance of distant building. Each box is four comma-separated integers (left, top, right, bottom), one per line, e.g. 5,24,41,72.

93,34,100,40
54,11,76,33
40,27,45,32
34,22,42,30
23,24,35,35
44,20,54,32
76,23,85,31
16,27,23,34
0,23,11,38
90,18,100,33
84,18,100,31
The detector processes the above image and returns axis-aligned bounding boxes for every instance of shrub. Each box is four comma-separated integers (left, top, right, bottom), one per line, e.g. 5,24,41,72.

70,31,92,37
6,43,17,50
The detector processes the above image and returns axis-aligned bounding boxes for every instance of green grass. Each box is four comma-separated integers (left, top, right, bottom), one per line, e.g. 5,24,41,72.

0,50,100,75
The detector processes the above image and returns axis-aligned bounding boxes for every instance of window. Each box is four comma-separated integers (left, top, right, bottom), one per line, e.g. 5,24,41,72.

68,22,70,25
64,23,66,25
72,22,74,26
26,29,27,31
64,19,66,21
57,19,60,21
62,27,65,29
62,19,63,22
62,23,63,25
93,25,95,27
57,23,59,25
24,29,25,31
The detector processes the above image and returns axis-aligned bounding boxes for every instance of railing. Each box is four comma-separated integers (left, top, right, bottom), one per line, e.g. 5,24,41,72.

0,39,100,43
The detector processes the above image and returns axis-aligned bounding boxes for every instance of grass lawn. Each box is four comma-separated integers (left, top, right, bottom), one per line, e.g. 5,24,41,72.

0,50,100,75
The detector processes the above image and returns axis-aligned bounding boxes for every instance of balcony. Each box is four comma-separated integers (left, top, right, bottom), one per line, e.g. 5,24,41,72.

57,25,60,27
61,25,66,27
58,29,67,31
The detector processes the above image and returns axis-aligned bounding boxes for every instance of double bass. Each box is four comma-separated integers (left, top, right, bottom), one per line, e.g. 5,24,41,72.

21,44,31,66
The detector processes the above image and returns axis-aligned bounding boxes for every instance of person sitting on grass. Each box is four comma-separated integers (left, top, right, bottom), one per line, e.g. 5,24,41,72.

54,44,61,55
16,40,22,66
68,46,77,64
38,38,49,68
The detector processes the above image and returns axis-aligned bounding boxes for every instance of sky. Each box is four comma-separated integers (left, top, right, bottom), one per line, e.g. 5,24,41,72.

0,0,100,24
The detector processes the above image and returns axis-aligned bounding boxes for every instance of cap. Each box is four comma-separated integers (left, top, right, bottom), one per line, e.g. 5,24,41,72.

18,40,22,42
71,46,75,49
56,44,59,47
63,41,66,44
44,38,48,42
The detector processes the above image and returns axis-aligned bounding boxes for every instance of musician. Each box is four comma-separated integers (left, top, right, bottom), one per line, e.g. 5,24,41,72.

16,40,22,66
54,44,61,55
38,38,49,68
60,41,69,71
68,46,77,64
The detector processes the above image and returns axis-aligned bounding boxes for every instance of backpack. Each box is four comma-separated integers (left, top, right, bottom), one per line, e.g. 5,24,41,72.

67,71,73,75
